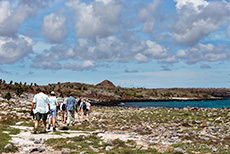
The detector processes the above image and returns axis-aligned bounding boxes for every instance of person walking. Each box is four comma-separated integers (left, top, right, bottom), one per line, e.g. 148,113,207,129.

47,91,59,132
79,98,91,121
60,99,67,124
66,95,78,126
30,90,51,134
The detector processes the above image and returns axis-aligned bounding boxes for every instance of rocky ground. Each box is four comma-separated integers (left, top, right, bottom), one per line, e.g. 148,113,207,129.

0,93,230,154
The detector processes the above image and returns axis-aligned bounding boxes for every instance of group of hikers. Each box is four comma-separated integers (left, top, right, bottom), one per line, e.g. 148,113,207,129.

30,90,91,134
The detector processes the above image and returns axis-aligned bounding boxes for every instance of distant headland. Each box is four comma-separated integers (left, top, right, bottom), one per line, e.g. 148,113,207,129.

0,79,229,106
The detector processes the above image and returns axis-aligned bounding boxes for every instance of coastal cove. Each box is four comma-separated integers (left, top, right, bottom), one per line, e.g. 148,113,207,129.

124,99,230,108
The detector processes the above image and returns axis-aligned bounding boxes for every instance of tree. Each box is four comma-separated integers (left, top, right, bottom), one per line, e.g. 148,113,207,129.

65,90,71,97
4,91,11,101
15,85,24,97
60,92,64,98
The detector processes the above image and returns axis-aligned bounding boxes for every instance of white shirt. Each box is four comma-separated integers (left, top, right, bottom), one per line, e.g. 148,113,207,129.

79,101,91,110
33,92,49,114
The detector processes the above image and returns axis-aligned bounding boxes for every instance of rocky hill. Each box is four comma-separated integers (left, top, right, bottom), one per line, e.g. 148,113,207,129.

96,80,116,87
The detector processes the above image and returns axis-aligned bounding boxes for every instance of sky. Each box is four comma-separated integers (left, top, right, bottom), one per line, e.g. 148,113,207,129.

0,0,230,88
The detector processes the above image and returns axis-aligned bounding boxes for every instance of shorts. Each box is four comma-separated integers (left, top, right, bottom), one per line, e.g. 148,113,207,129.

35,112,48,121
48,109,57,118
83,109,89,116
61,111,67,117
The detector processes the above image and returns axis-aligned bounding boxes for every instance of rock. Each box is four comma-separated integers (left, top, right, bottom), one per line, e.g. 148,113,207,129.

174,147,186,154
200,136,210,141
37,147,45,152
227,113,230,117
28,147,45,153
107,140,113,145
148,140,158,145
194,120,202,124
212,147,218,153
215,117,222,121
34,139,41,144
105,146,113,151
4,143,12,149
29,138,35,141
89,145,99,152
120,125,129,130
62,148,71,154
141,146,148,150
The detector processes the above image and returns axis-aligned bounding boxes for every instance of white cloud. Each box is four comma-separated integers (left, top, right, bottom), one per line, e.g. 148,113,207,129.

0,1,34,37
31,45,73,68
165,56,178,63
172,0,230,45
31,61,62,70
66,0,123,39
64,60,95,71
42,12,68,43
176,49,187,58
135,53,149,63
0,35,33,64
176,43,230,64
144,40,169,59
174,0,208,11
137,0,160,33
81,60,95,68
74,36,125,62
0,1,11,24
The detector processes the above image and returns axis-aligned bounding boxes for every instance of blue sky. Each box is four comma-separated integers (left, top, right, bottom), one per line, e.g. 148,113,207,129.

0,0,230,88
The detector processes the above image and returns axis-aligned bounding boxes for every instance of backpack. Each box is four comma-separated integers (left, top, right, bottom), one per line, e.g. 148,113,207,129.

83,102,87,111
62,103,66,111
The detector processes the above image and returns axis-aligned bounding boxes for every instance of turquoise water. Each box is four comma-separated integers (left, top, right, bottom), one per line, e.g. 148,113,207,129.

124,99,230,108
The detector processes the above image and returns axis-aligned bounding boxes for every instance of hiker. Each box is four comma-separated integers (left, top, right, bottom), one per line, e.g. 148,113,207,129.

30,90,51,134
79,98,91,121
65,95,78,126
60,99,67,124
47,91,59,132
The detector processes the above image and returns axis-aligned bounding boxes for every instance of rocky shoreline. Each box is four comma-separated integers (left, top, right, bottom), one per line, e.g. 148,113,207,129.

0,93,230,153
91,96,225,106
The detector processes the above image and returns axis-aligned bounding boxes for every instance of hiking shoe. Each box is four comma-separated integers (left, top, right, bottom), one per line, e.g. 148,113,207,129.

53,127,56,132
33,129,38,134
40,130,47,134
47,124,51,130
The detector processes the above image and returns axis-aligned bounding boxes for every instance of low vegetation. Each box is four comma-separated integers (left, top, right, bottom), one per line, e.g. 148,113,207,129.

0,114,20,153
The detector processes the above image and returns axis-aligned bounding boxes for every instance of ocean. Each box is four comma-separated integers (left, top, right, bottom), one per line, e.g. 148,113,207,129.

124,99,230,108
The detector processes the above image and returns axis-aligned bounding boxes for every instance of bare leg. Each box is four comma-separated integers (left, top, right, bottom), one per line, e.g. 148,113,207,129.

49,118,51,125
64,113,66,123
52,117,56,127
42,120,46,132
34,120,39,129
